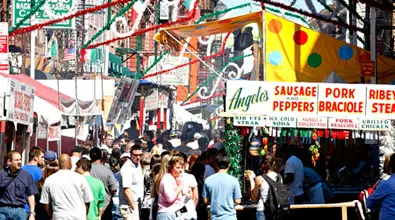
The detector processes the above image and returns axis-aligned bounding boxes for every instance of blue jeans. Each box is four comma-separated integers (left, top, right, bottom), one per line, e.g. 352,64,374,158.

0,206,27,220
157,211,180,220
256,210,266,220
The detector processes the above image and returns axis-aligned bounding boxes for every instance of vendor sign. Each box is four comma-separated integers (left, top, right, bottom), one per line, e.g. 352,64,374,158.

328,118,359,130
317,84,366,118
145,88,169,111
7,79,34,126
359,119,390,131
265,116,296,128
297,117,327,129
366,85,395,119
233,116,265,127
226,80,395,120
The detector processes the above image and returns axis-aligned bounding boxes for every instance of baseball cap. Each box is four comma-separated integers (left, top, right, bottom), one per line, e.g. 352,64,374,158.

44,150,58,161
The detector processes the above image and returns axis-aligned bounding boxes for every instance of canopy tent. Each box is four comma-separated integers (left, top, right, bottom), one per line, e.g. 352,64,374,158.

155,11,395,84
0,73,72,125
322,71,347,83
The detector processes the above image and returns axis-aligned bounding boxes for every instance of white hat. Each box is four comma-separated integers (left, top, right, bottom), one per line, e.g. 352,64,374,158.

194,133,202,139
121,153,130,158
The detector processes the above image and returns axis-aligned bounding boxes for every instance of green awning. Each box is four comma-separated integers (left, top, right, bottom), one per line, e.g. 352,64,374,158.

109,53,136,78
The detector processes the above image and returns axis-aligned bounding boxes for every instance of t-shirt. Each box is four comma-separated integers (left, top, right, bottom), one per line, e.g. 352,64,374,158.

85,176,105,220
119,159,144,206
90,163,117,209
22,164,43,181
158,173,184,213
202,173,241,220
203,165,215,181
182,173,198,219
40,170,93,220
285,155,304,203
71,156,80,172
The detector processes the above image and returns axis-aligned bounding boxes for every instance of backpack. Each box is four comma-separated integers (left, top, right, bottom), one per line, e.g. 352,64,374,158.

261,174,290,220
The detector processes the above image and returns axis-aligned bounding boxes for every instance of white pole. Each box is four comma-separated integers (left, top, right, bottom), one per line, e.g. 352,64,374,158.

30,30,36,79
103,32,110,76
370,7,377,84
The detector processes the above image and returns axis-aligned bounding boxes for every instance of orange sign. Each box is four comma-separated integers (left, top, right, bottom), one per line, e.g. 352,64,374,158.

361,60,374,77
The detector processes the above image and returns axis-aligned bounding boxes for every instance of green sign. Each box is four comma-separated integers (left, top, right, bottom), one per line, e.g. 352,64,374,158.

12,0,75,29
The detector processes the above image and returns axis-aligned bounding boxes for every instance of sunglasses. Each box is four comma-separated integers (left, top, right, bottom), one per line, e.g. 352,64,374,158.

132,153,143,157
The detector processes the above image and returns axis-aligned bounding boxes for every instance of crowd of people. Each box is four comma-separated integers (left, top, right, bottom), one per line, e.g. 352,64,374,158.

0,129,238,220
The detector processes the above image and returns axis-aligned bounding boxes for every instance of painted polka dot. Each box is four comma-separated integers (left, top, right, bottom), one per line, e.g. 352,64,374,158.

338,45,354,60
307,53,322,68
293,30,308,45
268,51,283,66
268,19,282,34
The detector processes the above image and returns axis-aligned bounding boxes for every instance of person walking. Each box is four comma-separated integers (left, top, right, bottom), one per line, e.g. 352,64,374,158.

119,145,144,220
76,158,106,220
202,153,241,220
40,154,93,220
0,151,38,220
156,155,186,220
90,147,118,220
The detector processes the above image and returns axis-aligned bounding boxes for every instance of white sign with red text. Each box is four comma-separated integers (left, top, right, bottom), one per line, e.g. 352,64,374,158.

0,23,9,72
7,78,35,125
365,85,395,119
297,117,328,129
328,118,359,130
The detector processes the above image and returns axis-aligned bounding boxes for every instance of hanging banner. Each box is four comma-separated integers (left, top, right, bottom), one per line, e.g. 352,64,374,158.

265,116,296,128
225,80,395,119
7,78,35,125
233,115,265,127
144,56,190,85
107,77,139,124
48,126,61,141
297,117,328,129
359,119,390,131
328,118,359,130
0,23,8,72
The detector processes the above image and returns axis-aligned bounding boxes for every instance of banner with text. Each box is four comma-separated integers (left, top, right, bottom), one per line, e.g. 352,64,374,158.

226,80,395,119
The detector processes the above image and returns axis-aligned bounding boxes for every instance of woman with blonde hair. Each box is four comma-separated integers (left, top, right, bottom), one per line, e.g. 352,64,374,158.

35,160,59,219
156,155,186,220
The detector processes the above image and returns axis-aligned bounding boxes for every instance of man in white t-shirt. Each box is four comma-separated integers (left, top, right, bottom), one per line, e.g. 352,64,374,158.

40,154,93,220
179,153,198,220
284,147,304,204
119,145,144,220
187,133,201,150
100,134,114,154
70,146,83,171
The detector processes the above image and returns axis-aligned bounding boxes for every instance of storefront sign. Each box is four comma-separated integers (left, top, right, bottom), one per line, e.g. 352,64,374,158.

145,88,169,111
359,119,390,131
48,126,61,141
145,56,189,85
297,117,327,129
265,116,296,128
7,79,35,125
226,80,395,119
12,0,75,29
328,118,359,130
0,23,8,72
233,116,265,127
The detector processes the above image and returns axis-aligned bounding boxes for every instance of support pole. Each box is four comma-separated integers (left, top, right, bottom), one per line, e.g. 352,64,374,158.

370,7,377,84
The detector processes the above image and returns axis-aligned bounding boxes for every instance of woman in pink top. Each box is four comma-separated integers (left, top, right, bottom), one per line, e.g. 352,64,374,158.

157,155,185,220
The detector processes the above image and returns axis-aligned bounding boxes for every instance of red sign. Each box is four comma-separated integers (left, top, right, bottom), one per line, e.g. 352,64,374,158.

361,60,374,77
0,22,8,72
